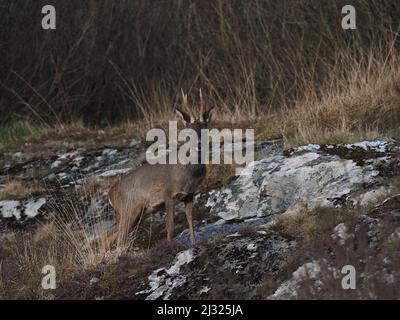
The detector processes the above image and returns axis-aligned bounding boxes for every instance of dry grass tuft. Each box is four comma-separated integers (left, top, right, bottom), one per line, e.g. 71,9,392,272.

0,224,77,299
271,206,351,243
0,180,43,200
0,177,132,298
202,164,236,192
257,45,400,146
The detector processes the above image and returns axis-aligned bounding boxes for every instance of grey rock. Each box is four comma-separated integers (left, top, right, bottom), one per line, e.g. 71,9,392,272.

176,217,271,246
269,260,332,300
137,234,297,300
0,197,46,222
206,140,398,221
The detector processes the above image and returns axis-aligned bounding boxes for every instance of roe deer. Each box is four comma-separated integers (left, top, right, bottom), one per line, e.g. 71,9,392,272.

107,91,215,248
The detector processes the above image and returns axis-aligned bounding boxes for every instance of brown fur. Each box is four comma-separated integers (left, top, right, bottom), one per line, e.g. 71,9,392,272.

106,92,215,248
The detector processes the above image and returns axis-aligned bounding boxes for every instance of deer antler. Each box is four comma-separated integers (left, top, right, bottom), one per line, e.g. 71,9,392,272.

181,89,194,119
199,88,206,117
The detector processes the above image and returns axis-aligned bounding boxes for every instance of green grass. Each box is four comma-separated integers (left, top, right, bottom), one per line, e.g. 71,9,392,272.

0,121,45,151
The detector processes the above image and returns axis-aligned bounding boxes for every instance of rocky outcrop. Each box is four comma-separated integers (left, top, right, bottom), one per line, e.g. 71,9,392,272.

136,234,297,300
1,139,400,300
270,194,400,300
206,140,399,221
1,146,144,188
0,197,46,222
0,145,145,227
144,194,400,301
2,139,397,230
135,140,400,300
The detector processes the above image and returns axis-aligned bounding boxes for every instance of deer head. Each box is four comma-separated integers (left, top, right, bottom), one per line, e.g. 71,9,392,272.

175,89,216,129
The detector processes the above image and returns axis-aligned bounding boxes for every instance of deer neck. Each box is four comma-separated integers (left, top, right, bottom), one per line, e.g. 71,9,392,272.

182,128,206,175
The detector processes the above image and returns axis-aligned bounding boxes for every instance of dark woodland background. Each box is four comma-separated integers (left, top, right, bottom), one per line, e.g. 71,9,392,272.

1,0,400,126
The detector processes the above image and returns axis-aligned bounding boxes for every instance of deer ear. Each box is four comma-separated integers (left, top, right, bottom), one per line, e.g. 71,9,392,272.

175,108,191,124
202,106,216,123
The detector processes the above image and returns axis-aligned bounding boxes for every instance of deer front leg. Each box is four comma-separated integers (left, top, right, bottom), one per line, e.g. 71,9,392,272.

165,198,175,241
185,199,196,245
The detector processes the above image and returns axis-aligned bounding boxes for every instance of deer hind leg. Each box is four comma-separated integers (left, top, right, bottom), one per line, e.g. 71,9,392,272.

106,207,124,250
106,205,142,250
105,219,120,250
165,197,175,241
184,199,196,245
